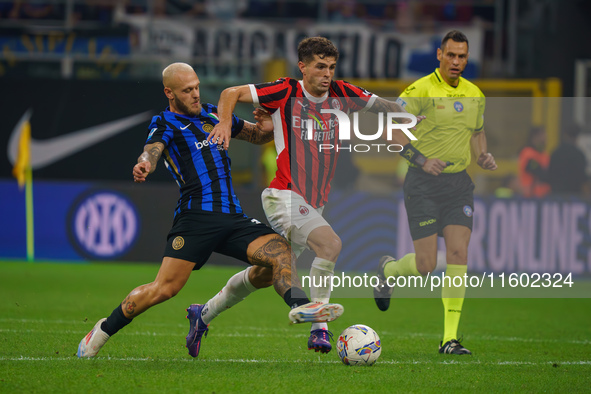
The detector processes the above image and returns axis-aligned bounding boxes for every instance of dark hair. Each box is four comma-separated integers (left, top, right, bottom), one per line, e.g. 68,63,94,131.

298,37,339,63
441,30,469,50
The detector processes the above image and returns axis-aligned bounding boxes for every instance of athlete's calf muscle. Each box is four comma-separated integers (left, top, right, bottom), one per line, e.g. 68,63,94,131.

249,265,273,289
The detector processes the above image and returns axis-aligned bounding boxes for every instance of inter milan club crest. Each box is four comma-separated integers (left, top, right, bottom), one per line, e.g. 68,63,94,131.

172,236,185,250
454,101,464,112
202,123,214,133
299,205,309,216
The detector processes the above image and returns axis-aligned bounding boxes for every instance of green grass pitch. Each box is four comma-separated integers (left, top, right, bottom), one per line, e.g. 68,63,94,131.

1,261,590,392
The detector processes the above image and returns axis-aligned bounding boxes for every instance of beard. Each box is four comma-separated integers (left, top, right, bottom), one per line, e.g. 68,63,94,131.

173,93,201,116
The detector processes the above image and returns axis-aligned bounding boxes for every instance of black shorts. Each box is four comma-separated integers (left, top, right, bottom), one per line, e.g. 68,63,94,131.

403,167,475,240
163,210,277,270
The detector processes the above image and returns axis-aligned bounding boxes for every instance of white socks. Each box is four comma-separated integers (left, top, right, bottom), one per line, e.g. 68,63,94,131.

200,267,257,325
200,258,337,333
309,257,335,331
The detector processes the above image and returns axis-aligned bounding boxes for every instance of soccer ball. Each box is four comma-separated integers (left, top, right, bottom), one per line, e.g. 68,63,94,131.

336,324,381,366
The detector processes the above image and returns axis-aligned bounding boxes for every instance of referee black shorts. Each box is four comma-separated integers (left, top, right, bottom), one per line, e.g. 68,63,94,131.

163,210,277,270
403,167,475,241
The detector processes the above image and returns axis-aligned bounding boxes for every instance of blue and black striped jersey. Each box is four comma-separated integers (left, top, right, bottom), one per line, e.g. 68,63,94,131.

145,103,245,215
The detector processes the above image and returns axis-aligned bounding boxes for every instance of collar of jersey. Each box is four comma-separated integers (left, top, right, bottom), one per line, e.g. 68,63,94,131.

434,68,460,90
298,80,329,104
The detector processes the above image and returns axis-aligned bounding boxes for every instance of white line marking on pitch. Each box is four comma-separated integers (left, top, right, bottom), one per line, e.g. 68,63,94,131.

1,319,590,345
0,328,297,338
1,357,590,366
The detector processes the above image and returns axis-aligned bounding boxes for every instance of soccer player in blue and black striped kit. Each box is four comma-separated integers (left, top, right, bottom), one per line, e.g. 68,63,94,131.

77,62,343,358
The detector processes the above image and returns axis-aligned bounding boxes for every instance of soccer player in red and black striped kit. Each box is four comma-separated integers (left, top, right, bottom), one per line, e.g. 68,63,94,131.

197,37,418,354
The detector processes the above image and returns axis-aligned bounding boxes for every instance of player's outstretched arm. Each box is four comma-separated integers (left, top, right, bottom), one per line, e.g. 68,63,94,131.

368,97,425,145
471,130,497,170
235,121,274,145
234,108,274,145
368,97,406,114
368,97,426,125
133,142,164,183
209,85,254,150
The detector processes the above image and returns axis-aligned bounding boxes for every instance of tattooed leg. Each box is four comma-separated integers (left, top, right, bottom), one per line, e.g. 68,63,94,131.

121,295,137,316
247,234,302,296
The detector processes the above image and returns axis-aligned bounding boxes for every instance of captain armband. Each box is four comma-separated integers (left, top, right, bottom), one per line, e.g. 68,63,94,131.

400,143,427,167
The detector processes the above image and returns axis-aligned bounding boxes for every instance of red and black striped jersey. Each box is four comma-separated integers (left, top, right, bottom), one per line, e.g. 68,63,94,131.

249,78,376,208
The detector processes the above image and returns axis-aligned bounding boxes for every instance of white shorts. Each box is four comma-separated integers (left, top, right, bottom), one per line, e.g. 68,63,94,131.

261,188,329,257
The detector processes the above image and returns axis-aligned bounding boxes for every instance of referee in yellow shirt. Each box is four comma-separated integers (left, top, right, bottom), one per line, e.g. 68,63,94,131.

374,30,497,355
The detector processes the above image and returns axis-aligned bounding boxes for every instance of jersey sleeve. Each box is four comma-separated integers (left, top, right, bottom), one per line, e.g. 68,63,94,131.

474,90,485,132
230,112,245,138
397,82,426,116
249,78,291,114
145,114,173,146
339,81,378,112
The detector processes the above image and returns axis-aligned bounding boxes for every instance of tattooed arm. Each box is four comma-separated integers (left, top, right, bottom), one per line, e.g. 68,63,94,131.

133,142,165,183
234,108,275,145
234,121,274,145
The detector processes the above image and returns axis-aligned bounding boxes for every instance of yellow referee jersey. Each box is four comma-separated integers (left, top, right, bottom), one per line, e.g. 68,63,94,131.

397,68,485,173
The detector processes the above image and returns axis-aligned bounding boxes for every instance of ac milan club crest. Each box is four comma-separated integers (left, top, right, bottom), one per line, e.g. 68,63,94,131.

299,205,309,216
331,98,341,110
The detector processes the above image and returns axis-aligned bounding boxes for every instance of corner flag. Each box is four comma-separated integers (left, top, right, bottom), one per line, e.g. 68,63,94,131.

11,119,35,261
12,120,31,189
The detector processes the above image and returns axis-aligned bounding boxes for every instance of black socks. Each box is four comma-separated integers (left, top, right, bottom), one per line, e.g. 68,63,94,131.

100,304,133,336
283,288,310,309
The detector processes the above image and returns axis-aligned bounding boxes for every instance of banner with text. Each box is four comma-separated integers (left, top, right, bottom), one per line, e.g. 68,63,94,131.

122,17,483,80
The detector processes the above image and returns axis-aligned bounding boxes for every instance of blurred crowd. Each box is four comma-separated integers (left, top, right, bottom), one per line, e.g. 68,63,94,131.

5,0,587,199
492,125,590,199
0,0,496,30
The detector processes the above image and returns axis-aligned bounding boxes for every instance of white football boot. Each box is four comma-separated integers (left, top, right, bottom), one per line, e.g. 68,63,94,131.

77,318,110,358
288,302,344,324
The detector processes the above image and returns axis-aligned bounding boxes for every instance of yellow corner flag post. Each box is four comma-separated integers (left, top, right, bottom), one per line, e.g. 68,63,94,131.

12,121,35,262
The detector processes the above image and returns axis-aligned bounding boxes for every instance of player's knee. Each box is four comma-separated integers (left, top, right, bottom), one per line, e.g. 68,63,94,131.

251,235,291,267
446,248,468,265
318,235,342,261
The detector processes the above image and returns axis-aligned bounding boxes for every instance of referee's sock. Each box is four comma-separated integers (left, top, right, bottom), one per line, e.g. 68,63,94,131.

384,253,421,278
442,264,467,344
